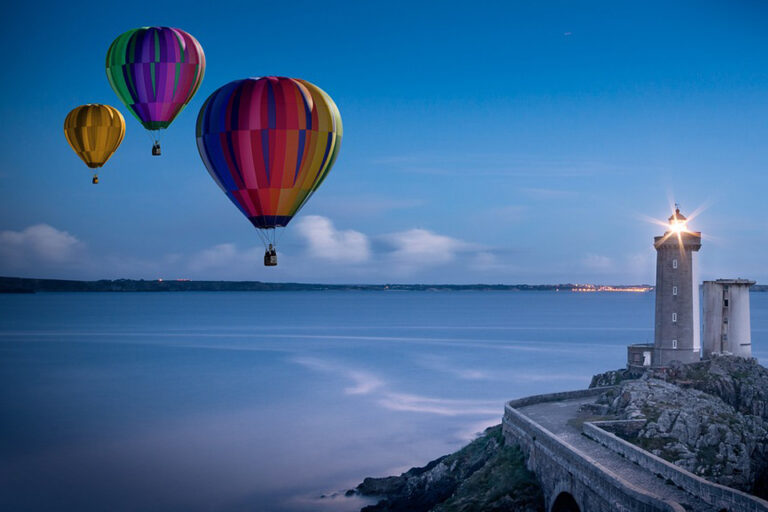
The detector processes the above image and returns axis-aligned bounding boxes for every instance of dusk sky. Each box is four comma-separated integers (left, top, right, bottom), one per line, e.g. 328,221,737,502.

1,1,767,284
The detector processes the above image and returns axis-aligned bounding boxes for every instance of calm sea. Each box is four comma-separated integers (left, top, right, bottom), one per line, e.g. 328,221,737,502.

1,291,766,512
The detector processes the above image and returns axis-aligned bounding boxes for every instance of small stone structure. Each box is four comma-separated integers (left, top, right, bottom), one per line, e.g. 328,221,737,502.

703,279,755,358
627,343,653,372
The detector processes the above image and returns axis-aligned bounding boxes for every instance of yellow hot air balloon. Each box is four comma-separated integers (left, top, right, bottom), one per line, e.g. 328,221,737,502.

64,104,125,184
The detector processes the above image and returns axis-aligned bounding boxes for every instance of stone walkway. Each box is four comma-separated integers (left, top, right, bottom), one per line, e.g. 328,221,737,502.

518,396,719,512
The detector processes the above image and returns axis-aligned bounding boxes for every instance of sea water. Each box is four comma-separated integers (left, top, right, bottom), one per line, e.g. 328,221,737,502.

1,291,766,511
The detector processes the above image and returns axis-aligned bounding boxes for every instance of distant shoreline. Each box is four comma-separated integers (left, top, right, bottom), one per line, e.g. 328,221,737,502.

0,276,657,293
1,276,764,293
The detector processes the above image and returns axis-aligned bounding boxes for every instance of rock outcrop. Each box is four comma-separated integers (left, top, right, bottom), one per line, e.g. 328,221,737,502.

672,356,768,421
589,368,634,388
353,425,544,512
354,356,768,511
597,356,768,498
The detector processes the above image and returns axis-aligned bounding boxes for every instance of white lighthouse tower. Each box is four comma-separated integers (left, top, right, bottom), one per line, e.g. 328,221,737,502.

653,206,702,366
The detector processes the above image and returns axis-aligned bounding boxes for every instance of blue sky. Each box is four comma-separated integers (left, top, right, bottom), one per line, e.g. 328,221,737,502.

1,1,767,283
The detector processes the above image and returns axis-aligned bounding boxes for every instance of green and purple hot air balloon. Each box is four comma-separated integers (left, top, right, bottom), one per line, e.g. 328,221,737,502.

106,27,205,155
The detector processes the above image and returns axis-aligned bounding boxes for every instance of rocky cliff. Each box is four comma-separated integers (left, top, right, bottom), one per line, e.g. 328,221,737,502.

352,425,544,512
354,356,768,511
594,356,768,497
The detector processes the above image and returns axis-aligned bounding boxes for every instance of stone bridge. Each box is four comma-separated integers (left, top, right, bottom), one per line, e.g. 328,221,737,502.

502,387,768,512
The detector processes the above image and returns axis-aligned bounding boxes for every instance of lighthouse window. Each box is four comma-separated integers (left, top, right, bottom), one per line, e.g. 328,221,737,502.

672,259,678,269
672,312,677,323
672,286,678,296
672,339,678,349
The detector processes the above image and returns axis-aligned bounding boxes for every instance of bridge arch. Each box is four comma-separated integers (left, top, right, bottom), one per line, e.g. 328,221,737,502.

551,491,580,512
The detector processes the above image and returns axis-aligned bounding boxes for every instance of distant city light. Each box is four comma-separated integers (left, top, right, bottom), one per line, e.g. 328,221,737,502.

571,285,652,293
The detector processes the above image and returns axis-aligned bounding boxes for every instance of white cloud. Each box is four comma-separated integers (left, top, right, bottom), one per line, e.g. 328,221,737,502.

187,243,263,273
582,253,614,271
0,224,84,270
382,228,473,266
295,215,370,263
626,251,653,282
469,251,518,273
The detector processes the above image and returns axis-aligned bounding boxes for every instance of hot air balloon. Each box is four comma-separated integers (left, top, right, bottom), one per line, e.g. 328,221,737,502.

106,26,205,156
63,104,126,184
196,77,343,266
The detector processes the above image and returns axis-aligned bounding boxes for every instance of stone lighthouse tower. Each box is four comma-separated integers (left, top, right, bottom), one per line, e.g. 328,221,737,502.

653,206,702,366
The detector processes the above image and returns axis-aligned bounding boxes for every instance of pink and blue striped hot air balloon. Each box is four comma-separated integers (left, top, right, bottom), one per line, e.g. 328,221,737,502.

196,77,343,266
106,27,205,155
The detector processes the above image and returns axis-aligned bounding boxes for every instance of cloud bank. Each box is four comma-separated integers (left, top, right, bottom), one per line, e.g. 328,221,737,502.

294,215,370,263
0,224,85,275
0,216,688,283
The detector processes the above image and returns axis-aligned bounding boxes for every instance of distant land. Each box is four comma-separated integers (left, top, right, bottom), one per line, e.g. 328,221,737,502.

1,276,765,293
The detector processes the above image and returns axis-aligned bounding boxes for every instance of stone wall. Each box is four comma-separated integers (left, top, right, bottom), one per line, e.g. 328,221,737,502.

583,421,768,512
503,387,686,512
506,387,614,408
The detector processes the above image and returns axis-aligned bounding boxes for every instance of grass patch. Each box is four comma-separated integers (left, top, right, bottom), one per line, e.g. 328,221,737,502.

433,444,545,512
632,436,670,453
567,414,615,430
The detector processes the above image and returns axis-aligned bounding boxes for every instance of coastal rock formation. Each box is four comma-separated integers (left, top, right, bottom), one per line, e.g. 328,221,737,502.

599,356,768,497
355,356,768,511
671,356,768,421
353,425,544,512
589,367,633,388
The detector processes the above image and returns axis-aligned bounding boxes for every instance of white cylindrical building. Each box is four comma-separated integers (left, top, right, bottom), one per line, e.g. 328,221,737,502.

702,279,755,358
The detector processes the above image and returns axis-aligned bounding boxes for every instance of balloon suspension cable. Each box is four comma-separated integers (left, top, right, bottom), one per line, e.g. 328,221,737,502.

255,229,269,250
274,226,286,248
267,228,278,249
256,228,280,252
257,228,280,251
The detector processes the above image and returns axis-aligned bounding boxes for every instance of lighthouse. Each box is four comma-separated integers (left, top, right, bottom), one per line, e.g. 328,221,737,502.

653,206,702,366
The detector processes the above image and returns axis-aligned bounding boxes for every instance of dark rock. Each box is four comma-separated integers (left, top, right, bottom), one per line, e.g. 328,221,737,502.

356,425,544,512
589,368,633,388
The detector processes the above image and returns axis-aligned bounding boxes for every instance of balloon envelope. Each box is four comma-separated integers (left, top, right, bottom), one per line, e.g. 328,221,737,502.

106,27,205,131
196,77,342,230
63,104,125,168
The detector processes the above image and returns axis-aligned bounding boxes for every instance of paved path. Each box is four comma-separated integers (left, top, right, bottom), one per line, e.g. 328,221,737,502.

518,396,719,512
